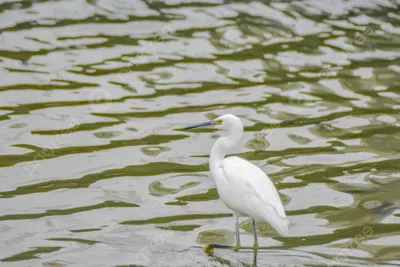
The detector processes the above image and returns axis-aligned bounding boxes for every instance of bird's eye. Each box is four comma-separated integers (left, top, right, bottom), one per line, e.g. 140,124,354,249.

214,119,222,125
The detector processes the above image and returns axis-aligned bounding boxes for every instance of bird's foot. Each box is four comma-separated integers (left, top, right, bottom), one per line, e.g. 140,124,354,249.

232,243,241,252
202,245,214,256
253,241,259,252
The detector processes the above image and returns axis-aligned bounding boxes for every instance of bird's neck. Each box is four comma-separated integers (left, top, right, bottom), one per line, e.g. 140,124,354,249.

209,127,243,175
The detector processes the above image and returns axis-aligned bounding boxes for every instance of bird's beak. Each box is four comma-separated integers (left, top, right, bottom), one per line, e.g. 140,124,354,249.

181,121,216,130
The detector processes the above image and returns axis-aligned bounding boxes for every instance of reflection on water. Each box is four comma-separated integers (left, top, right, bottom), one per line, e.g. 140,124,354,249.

1,0,400,266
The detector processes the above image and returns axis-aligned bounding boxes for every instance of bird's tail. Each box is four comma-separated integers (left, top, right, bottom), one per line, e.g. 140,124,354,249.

269,215,291,237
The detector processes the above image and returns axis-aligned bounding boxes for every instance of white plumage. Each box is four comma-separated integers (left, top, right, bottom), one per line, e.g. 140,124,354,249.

183,113,290,251
218,156,290,236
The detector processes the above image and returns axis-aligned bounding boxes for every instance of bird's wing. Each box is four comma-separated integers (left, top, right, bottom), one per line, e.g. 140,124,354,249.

220,156,287,218
220,156,290,236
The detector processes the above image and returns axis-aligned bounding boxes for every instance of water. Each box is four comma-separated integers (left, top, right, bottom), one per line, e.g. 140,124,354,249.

1,0,400,266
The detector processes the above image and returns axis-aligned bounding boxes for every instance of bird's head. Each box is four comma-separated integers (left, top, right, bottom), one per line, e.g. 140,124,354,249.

182,114,243,133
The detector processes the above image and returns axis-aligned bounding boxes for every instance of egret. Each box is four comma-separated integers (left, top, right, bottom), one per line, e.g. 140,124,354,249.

182,114,290,252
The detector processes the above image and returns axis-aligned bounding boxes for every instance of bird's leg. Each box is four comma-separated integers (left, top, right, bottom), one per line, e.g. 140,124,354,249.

252,219,258,251
233,215,241,252
252,244,258,267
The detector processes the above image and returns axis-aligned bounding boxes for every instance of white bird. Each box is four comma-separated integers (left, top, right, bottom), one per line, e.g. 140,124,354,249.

182,114,290,252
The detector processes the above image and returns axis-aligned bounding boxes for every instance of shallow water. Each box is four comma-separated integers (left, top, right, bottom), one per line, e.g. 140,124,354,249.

1,0,400,266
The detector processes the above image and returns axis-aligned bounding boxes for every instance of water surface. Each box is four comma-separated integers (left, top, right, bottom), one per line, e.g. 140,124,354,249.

1,0,400,266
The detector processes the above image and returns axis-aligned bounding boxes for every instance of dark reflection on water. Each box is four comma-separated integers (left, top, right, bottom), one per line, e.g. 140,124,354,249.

1,0,400,266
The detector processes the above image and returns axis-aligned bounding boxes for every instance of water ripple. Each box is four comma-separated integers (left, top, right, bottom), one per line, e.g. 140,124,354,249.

1,1,400,266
